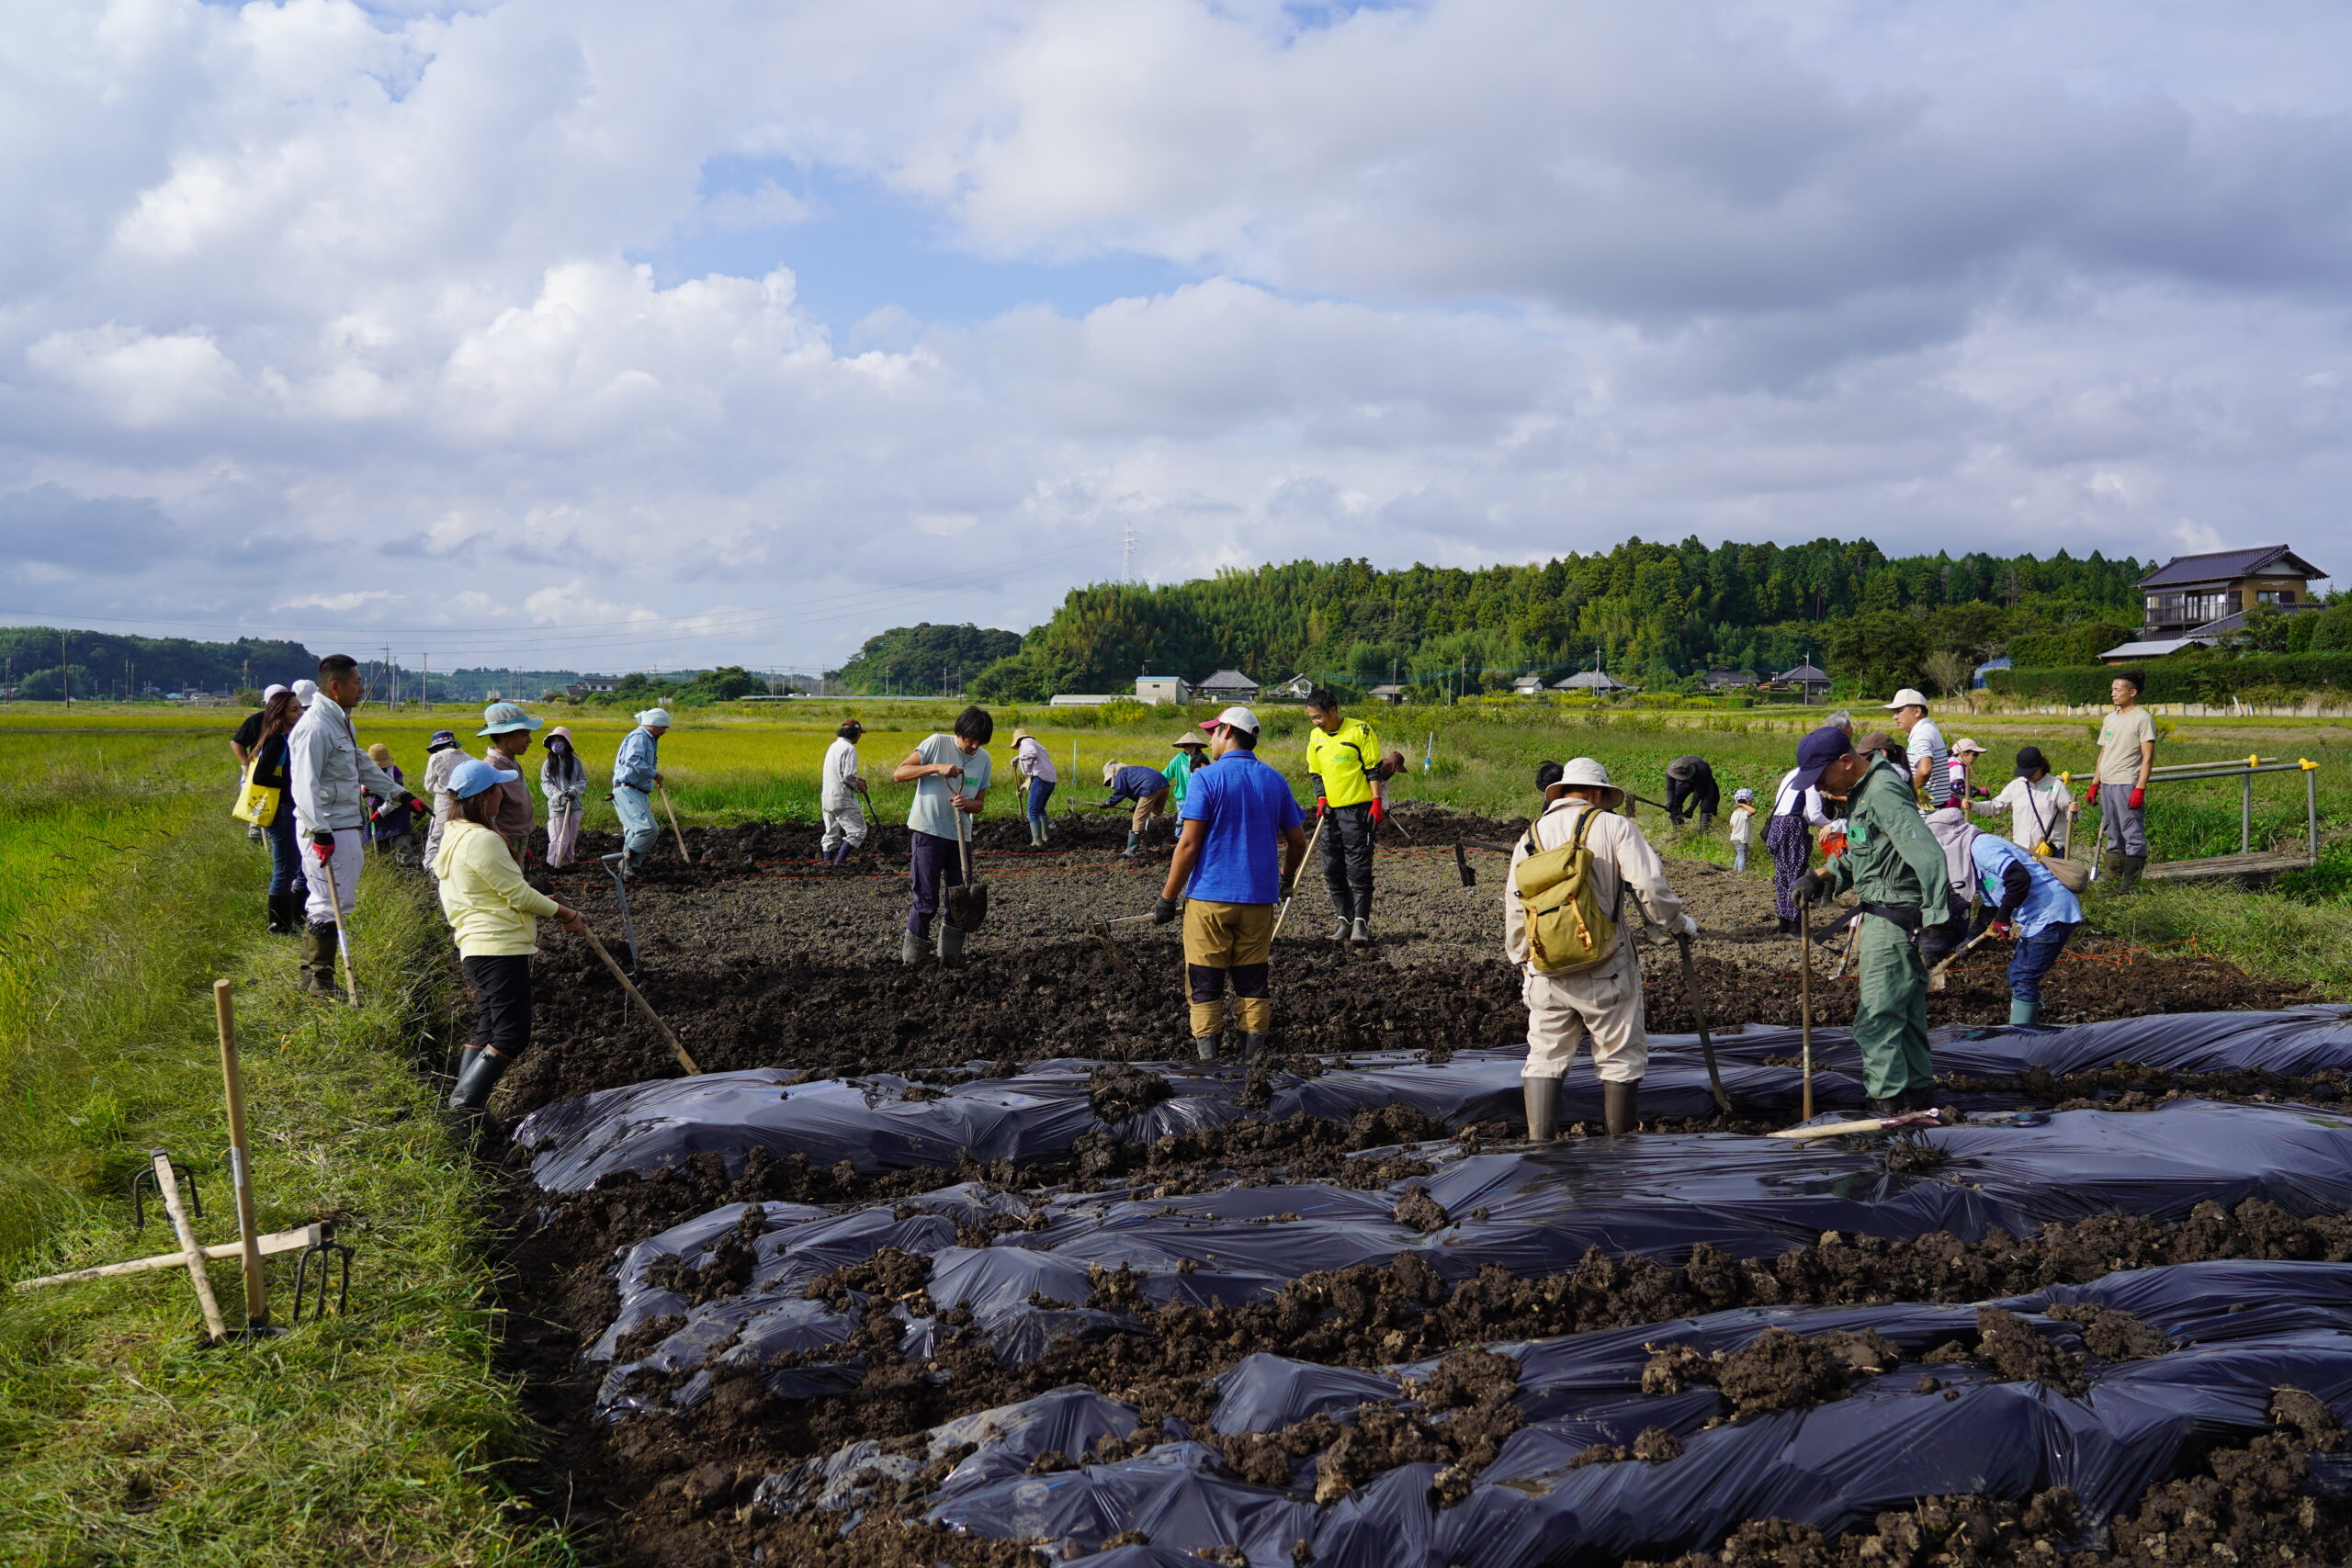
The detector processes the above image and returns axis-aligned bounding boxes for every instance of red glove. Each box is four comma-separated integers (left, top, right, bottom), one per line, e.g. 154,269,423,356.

1369,797,1386,827
310,830,335,863
2085,782,2100,807
1316,795,1328,814
2128,786,2144,811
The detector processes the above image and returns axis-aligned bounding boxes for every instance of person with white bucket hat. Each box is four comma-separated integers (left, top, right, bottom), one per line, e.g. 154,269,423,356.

1505,757,1695,1141
611,708,671,875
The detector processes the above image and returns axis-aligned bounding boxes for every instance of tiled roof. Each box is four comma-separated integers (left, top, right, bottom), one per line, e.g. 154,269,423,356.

1777,663,1830,683
1194,669,1258,690
2136,546,2324,590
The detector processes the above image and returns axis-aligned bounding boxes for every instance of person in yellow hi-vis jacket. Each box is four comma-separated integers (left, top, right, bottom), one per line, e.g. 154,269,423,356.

1505,758,1694,1141
1303,686,1399,946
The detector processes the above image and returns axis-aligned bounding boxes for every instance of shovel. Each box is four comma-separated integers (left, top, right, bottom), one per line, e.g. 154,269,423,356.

1674,931,1733,1113
945,800,988,932
1927,923,2000,993
1769,1107,1946,1142
658,783,692,863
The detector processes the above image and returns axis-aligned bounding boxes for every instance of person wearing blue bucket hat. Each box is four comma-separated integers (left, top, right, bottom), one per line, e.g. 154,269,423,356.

477,701,543,859
435,755,584,1111
420,728,470,879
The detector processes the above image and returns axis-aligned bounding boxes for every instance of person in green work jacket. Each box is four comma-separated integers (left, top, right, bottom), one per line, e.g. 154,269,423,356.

1788,725,1958,1114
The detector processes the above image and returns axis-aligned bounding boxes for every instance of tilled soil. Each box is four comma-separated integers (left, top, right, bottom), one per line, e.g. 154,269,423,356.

481,806,2343,1568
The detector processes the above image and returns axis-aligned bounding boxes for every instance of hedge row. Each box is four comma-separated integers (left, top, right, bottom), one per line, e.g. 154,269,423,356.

1987,652,2352,705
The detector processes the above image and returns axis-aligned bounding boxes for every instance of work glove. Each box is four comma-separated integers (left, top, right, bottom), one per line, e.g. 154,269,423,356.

1792,871,1834,907
1673,914,1699,940
1369,797,1386,827
2085,782,2099,807
1316,795,1328,813
2128,787,2144,811
1151,897,1181,926
310,830,335,863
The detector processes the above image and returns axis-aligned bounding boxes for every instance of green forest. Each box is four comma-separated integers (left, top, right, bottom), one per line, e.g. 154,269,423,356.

830,623,1022,695
0,626,315,701
968,537,2149,702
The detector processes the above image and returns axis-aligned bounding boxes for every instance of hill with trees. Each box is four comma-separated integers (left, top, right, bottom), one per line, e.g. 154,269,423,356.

830,623,1022,695
0,626,315,701
968,538,2146,702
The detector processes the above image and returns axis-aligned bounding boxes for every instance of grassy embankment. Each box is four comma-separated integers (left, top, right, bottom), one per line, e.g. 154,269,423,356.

0,723,563,1564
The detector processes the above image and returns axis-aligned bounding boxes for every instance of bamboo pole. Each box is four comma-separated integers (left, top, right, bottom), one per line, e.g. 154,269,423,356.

659,783,691,862
213,981,268,1326
1797,902,1815,1121
150,1150,227,1342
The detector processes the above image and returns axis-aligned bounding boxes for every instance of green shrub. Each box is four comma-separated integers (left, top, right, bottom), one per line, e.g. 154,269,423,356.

1987,652,2352,705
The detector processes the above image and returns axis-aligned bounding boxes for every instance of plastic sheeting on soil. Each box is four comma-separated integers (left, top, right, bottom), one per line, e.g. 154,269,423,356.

517,1007,2352,1192
909,1260,2352,1567
582,1100,2352,1421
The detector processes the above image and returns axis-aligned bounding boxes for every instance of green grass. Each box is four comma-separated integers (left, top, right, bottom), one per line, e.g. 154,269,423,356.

0,737,565,1566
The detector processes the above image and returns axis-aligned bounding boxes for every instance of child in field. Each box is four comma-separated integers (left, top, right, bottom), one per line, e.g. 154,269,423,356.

364,743,417,864
1727,788,1756,872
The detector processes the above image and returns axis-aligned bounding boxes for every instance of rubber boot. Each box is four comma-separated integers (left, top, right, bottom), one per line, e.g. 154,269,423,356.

1238,1032,1266,1061
1029,820,1044,848
1602,1079,1639,1136
2111,853,2145,895
2008,998,2038,1028
1120,833,1139,858
1329,917,1351,942
1350,917,1371,947
1195,1035,1220,1062
1866,1097,1903,1118
300,923,339,997
1522,1077,1561,1142
1898,1083,1939,1113
1777,916,1798,937
447,1047,514,1111
901,930,925,968
1038,819,1049,846
938,921,967,971
266,893,296,935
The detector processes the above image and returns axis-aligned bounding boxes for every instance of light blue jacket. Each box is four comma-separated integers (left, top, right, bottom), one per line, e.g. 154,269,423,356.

613,726,661,792
1967,834,2082,938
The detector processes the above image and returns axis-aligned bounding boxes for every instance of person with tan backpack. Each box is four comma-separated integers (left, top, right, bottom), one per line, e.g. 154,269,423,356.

1505,758,1696,1141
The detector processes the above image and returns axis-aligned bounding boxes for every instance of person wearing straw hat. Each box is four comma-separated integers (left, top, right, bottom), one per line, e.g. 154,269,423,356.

1155,706,1306,1062
1012,725,1057,846
1162,732,1209,807
420,728,469,878
1789,725,1954,1113
477,701,543,861
435,756,586,1111
611,707,671,875
820,718,869,863
1505,758,1695,1141
540,726,588,868
1100,759,1173,856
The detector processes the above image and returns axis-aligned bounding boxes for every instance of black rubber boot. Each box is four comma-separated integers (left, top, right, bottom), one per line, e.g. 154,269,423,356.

1350,917,1371,947
2111,853,2146,894
1602,1080,1640,1136
939,922,967,970
1238,1032,1265,1061
300,923,338,997
1777,915,1798,937
1328,917,1351,942
448,1048,514,1111
1522,1077,1561,1142
1866,1097,1903,1118
266,894,297,935
1898,1083,1939,1113
1195,1035,1220,1062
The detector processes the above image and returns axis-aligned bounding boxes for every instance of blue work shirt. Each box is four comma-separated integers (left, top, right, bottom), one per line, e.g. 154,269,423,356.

613,726,660,792
1104,764,1169,804
1180,752,1305,906
1968,834,2082,937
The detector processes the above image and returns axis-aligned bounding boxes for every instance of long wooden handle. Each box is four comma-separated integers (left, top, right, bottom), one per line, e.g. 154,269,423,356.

1676,935,1732,1113
660,784,691,862
214,982,267,1326
151,1150,228,1342
1797,901,1814,1122
322,867,360,1006
1270,808,1327,942
581,928,702,1075
16,1224,329,1292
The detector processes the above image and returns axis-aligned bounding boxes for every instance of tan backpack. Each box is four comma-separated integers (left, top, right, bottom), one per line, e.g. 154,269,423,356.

1512,807,1621,976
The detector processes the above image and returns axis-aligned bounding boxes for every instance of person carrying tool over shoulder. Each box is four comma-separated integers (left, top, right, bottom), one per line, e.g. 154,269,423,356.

1154,706,1307,1062
1663,756,1720,829
1925,807,2082,1029
820,719,868,864
892,705,991,968
2089,669,2155,893
1506,758,1695,1142
436,757,586,1111
1012,726,1057,845
1973,745,2076,857
288,654,423,998
1304,687,1396,946
1100,760,1172,856
610,708,670,876
1789,726,1958,1114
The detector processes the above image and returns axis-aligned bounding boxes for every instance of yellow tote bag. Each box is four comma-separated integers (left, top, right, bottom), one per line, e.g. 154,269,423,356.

232,760,282,827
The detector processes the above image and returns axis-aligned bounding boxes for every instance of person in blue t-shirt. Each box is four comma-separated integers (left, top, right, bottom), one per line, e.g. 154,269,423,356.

1154,706,1308,1062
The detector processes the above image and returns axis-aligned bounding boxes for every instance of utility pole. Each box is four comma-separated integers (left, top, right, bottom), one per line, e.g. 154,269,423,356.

1122,523,1136,585
61,631,69,707
422,652,429,711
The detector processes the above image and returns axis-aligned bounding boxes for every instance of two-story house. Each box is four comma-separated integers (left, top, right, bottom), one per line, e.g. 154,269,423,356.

2103,546,2327,661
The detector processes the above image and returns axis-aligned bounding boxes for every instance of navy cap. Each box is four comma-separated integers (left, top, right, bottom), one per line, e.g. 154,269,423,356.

2015,745,2048,776
425,729,459,751
1789,726,1854,794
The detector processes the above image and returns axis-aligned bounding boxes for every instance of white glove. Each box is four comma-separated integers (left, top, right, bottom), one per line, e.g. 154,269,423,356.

1674,914,1700,939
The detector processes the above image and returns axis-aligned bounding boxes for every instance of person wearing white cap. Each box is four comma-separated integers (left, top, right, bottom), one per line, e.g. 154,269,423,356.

435,756,585,1111
1727,787,1757,873
1945,737,1987,808
1011,725,1057,846
1881,687,1951,807
1154,707,1306,1061
232,682,295,842
288,654,421,997
1505,758,1695,1140
477,701,543,860
610,708,671,875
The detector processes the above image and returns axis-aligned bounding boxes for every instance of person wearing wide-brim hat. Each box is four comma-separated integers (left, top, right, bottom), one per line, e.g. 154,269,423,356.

421,728,470,879
820,718,870,864
476,701,544,861
610,708,672,876
435,756,586,1111
1011,726,1058,846
540,726,589,868
1505,757,1695,1141
1161,731,1210,813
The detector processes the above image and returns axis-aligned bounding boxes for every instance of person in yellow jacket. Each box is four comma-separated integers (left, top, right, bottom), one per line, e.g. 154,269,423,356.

435,757,584,1111
1303,687,1399,945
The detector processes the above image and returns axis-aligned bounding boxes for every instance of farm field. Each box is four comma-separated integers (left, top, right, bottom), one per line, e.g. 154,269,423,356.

1,700,2349,1566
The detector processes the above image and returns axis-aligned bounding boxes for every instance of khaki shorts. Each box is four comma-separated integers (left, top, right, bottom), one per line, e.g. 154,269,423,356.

1521,939,1645,1083
1133,787,1170,833
1183,898,1274,1036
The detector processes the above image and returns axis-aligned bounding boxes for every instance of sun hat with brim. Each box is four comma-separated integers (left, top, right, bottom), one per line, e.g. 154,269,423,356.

1854,729,1899,757
545,725,573,747
1012,727,1034,741
1951,738,1986,756
447,758,518,799
1733,788,1755,802
2014,745,2049,776
1789,726,1856,795
1544,757,1624,809
1882,687,1929,710
425,729,459,752
478,701,542,737
1102,761,1122,784
636,708,673,728
1198,705,1260,735
1171,734,1208,750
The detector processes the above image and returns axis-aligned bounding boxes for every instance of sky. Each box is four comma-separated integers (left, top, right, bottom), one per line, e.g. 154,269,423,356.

2,0,2346,672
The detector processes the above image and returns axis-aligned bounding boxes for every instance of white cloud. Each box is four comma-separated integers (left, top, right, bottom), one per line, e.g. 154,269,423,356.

2,0,2349,666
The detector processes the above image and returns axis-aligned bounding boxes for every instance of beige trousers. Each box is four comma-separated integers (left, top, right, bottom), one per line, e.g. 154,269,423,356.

1521,938,1645,1083
1131,787,1170,835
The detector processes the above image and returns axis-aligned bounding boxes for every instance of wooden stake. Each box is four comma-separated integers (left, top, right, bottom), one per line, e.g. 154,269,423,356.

1797,902,1815,1121
150,1150,228,1342
580,928,702,1075
659,783,691,863
213,981,268,1326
